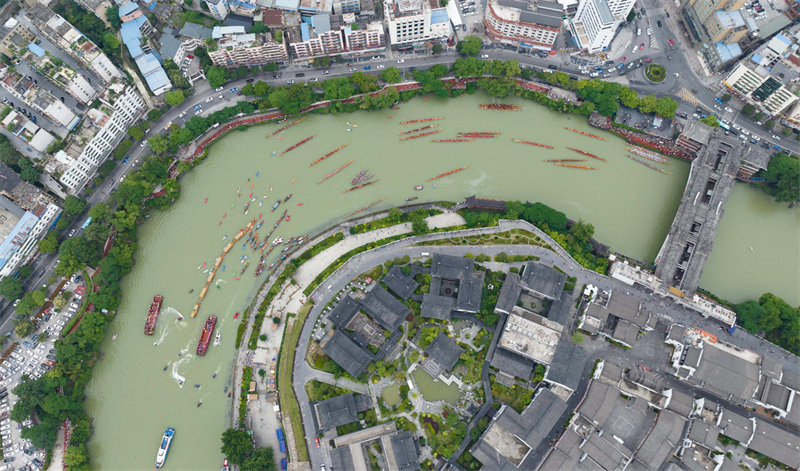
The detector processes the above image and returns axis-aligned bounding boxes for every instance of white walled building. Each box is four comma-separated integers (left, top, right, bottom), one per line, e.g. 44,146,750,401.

0,200,61,279
60,88,145,194
484,0,562,50
384,0,450,47
569,0,615,53
604,0,635,21
723,62,799,117
204,0,230,20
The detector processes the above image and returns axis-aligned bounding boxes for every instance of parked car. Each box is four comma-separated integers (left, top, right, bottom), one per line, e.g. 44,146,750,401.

215,86,224,92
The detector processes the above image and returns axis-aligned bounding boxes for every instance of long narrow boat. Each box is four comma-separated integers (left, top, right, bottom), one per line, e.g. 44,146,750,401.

317,159,356,184
399,117,444,125
566,147,607,162
479,104,523,111
543,159,587,163
309,143,348,167
457,132,500,138
266,117,305,138
398,124,439,136
352,172,373,185
512,139,555,149
399,129,441,141
626,154,672,175
554,163,598,170
425,166,470,181
458,131,501,135
280,134,315,155
626,146,670,164
432,138,475,143
342,179,379,193
565,127,607,141
345,197,386,218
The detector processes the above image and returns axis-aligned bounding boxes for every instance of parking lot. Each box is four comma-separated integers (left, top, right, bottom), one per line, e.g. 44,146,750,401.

0,275,86,471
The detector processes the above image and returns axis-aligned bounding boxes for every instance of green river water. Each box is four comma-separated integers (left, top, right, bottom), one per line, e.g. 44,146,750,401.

84,93,799,470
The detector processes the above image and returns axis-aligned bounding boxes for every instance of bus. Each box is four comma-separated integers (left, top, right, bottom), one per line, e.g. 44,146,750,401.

718,121,731,131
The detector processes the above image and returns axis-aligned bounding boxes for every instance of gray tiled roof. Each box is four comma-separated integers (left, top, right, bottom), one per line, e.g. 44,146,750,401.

718,409,755,444
688,419,720,448
313,393,372,433
390,431,419,471
328,295,361,328
491,346,534,381
322,331,372,378
634,410,686,470
360,285,409,332
431,253,474,280
694,343,760,403
329,446,356,471
521,262,566,300
383,265,419,300
749,417,800,468
420,293,455,320
577,382,618,427
495,272,521,315
546,341,588,391
424,333,465,373
456,275,483,312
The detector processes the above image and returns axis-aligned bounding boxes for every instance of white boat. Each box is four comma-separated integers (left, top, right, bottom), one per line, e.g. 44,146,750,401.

214,332,221,346
155,428,175,469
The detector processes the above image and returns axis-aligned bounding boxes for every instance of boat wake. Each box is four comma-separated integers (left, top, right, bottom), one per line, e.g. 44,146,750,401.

172,355,192,386
154,325,170,346
163,307,185,322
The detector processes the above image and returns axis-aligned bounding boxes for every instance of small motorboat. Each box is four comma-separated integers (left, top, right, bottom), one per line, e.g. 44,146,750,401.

414,185,423,190
213,373,217,379
222,213,227,218
227,392,232,398
290,178,296,183
270,185,273,191
163,365,168,371
197,401,202,408
224,387,228,393
194,384,201,388
234,312,240,319
218,221,222,226
204,198,208,203
179,381,184,388
177,352,182,357
286,215,290,222
297,203,303,206
214,332,221,346
203,262,207,268
222,266,226,272
188,289,193,293
271,151,276,156
112,333,117,340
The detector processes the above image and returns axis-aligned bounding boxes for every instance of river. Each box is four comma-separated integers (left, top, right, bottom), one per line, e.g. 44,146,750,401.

84,93,798,470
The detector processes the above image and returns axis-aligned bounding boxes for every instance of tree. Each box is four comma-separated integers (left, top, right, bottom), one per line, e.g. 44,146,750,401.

432,43,443,54
147,109,162,121
573,332,584,343
127,126,144,141
250,23,268,34
221,428,254,465
637,94,658,113
721,94,731,102
654,97,678,118
782,126,793,137
103,32,120,50
147,134,169,154
312,56,331,67
88,202,112,223
626,8,635,21
742,104,755,117
164,90,185,107
0,277,23,300
457,36,482,56
38,233,59,254
14,319,35,338
756,153,799,202
569,219,594,242
380,67,402,84
106,6,121,29
764,119,775,128
17,265,33,278
242,447,275,471
754,112,764,122
53,294,68,310
64,196,87,217
700,115,719,128
207,66,227,88
64,444,90,471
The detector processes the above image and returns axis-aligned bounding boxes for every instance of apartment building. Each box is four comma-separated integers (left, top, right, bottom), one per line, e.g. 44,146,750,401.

681,0,748,70
0,17,35,59
334,0,362,15
384,0,450,47
569,0,614,53
723,62,799,117
204,0,231,20
484,0,561,51
0,64,80,130
0,196,61,279
343,21,385,50
288,14,345,58
26,4,121,85
59,87,145,194
208,26,289,67
300,0,333,16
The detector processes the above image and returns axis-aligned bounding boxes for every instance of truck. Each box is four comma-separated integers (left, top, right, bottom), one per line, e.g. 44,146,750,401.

276,429,284,441
81,217,92,229
279,439,286,453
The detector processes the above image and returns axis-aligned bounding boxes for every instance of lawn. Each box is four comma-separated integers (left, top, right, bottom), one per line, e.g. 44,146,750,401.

490,375,533,413
277,300,314,462
645,64,666,83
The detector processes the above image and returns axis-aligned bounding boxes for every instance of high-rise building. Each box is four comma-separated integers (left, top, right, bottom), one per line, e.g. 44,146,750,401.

569,0,615,53
60,88,146,194
682,0,748,70
384,0,450,47
343,21,385,50
289,14,345,58
484,0,562,51
333,0,361,14
208,26,289,66
723,62,799,117
204,0,230,20
0,196,61,279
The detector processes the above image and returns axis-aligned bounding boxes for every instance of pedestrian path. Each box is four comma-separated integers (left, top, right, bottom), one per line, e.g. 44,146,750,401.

604,75,630,86
679,88,700,105
649,34,658,49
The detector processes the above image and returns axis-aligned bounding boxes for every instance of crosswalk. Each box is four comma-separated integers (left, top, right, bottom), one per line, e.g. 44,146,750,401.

605,76,630,86
678,88,700,105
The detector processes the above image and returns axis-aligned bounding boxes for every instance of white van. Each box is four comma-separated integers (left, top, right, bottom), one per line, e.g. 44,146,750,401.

637,28,641,36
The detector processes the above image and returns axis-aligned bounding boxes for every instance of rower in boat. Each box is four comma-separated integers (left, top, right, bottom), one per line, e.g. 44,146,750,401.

213,373,217,379
163,365,168,371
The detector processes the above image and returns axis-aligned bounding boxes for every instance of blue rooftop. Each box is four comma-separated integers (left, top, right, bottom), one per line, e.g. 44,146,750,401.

431,8,449,24
27,43,45,57
147,1,156,10
715,41,742,62
118,1,138,17
301,22,310,42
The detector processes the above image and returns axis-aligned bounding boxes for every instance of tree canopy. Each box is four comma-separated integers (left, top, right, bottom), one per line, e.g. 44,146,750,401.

220,428,253,464
736,293,799,354
457,36,482,56
755,153,799,202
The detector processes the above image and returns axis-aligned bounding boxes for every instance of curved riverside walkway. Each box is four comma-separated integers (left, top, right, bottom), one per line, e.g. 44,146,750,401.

233,209,800,471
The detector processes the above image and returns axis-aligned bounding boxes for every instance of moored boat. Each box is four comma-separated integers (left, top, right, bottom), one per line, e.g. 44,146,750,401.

144,295,163,336
196,316,217,356
214,332,221,346
155,428,175,469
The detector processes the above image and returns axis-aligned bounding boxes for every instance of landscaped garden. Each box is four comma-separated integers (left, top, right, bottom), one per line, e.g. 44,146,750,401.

645,64,666,83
